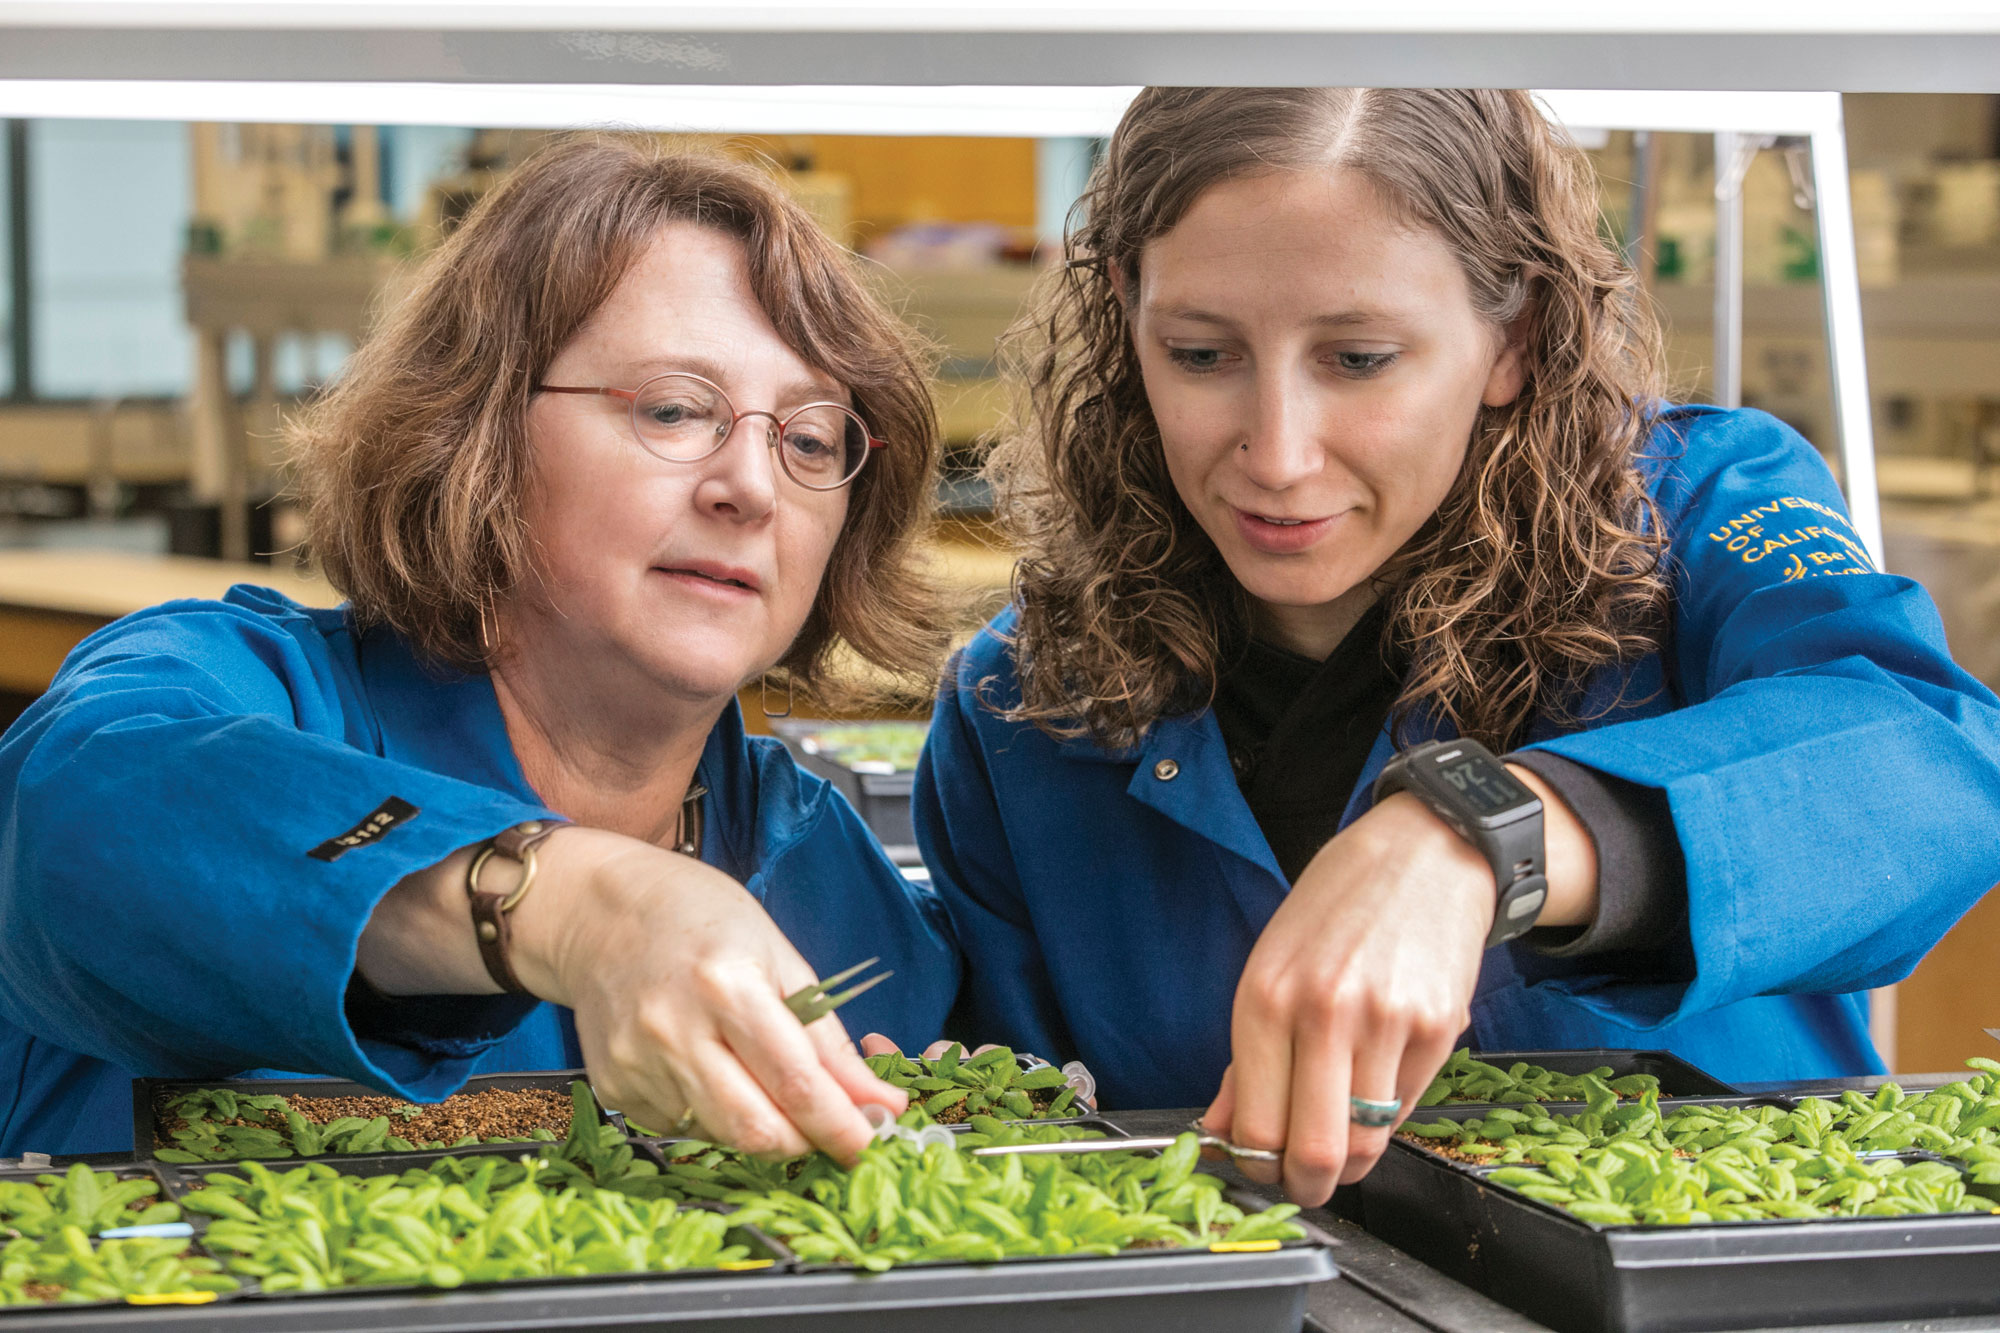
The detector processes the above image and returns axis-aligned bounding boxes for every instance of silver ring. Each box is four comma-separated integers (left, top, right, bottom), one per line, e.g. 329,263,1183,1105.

1349,1095,1403,1128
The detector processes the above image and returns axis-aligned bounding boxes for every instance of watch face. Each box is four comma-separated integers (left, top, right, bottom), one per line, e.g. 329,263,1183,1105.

1427,747,1533,818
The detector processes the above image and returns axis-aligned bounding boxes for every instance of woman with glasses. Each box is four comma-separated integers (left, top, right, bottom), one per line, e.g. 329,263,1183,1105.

915,88,2000,1206
0,137,957,1159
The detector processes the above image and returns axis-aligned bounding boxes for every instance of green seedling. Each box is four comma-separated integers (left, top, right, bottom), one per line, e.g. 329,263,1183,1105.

0,1164,180,1242
795,723,929,771
0,1231,236,1305
1400,1058,2000,1226
184,1159,755,1291
719,1116,1303,1271
170,1086,1301,1293
862,1045,1079,1123
1485,1137,1985,1225
1418,1049,1661,1107
153,1086,573,1164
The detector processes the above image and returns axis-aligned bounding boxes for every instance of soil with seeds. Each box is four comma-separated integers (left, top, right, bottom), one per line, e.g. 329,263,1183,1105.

154,1087,573,1150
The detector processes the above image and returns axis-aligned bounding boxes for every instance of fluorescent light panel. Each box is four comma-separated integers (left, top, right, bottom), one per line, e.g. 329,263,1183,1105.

0,82,1849,144
0,80,1143,136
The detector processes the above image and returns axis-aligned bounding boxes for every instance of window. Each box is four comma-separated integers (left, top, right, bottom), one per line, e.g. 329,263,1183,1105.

1,122,15,399
27,120,190,400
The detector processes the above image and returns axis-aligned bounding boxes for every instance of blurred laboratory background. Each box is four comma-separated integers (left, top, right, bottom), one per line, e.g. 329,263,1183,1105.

0,99,1996,1065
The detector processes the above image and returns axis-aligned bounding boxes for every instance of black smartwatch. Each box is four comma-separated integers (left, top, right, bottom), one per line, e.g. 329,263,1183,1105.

1373,739,1547,948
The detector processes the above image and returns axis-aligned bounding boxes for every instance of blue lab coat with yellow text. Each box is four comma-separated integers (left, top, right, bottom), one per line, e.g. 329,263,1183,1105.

916,405,2000,1109
0,592,958,1155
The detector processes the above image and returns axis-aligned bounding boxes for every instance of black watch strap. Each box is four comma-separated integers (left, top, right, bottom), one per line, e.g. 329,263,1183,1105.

1373,739,1548,949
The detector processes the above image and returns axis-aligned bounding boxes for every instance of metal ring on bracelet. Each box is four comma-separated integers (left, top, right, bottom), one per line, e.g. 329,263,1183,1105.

1349,1095,1403,1128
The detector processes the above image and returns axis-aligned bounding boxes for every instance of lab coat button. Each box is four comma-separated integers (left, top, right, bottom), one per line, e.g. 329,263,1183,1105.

1153,759,1180,781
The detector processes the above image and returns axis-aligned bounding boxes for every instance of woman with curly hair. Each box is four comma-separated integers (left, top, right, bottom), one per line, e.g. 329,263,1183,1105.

0,137,958,1158
914,88,2000,1205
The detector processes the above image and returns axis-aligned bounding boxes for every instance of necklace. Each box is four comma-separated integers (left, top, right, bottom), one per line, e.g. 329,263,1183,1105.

674,783,708,857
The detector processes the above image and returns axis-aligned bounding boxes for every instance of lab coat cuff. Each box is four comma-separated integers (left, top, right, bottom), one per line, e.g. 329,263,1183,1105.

1505,750,1689,959
343,968,542,1062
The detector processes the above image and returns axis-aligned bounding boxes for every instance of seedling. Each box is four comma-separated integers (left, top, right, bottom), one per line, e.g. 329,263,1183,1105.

1400,1059,2000,1225
792,723,928,771
184,1160,756,1291
0,1232,235,1306
715,1113,1305,1270
1419,1050,1661,1107
153,1084,578,1163
1485,1139,1983,1225
863,1045,1080,1123
0,1165,179,1241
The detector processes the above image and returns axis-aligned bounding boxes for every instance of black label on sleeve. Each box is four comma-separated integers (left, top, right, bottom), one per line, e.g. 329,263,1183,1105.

308,797,420,862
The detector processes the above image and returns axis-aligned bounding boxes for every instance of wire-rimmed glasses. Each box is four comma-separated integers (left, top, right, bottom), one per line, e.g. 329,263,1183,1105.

536,371,884,491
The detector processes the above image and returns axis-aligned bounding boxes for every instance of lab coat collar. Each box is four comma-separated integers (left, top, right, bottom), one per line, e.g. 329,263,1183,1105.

352,627,768,879
1123,710,1281,879
356,626,541,804
1066,698,1454,895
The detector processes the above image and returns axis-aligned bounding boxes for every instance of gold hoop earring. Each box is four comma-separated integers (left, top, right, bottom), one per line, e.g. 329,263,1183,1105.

478,598,496,657
760,671,794,719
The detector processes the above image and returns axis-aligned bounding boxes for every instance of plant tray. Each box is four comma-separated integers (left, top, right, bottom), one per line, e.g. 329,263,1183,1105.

132,1071,617,1164
0,1245,1335,1331
1358,1096,2000,1333
770,718,922,847
1426,1049,1740,1109
24,1107,1337,1331
0,1162,252,1317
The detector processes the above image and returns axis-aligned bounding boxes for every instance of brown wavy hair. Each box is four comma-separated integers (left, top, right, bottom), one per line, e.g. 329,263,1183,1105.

290,134,945,702
991,87,1671,750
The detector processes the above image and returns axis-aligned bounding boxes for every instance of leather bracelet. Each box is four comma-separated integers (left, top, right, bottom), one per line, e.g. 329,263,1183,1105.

466,820,565,994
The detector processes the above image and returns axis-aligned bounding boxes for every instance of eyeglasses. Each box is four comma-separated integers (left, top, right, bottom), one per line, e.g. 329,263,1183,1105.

536,371,885,491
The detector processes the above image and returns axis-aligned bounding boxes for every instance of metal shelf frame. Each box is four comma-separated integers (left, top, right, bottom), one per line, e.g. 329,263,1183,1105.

0,3,1920,1055
1,2,1999,91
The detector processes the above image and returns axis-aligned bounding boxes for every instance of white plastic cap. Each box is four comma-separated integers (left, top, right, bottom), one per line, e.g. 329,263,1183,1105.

860,1103,898,1140
1061,1061,1097,1107
914,1126,958,1152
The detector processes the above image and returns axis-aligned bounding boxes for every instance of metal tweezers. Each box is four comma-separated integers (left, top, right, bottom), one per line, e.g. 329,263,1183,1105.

784,956,893,1024
971,1120,1280,1164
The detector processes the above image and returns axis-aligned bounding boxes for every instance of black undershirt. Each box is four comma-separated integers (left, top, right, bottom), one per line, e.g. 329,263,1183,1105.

1211,603,1403,886
1210,607,1687,959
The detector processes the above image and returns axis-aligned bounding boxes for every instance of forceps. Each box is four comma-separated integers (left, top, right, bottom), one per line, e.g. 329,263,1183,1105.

970,1120,1281,1164
784,957,892,1024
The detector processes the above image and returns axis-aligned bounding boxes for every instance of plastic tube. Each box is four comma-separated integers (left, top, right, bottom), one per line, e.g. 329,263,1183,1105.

1062,1061,1097,1108
860,1103,899,1141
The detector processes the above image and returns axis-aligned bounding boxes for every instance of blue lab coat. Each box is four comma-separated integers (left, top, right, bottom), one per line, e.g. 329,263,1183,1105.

0,588,958,1155
916,406,2000,1109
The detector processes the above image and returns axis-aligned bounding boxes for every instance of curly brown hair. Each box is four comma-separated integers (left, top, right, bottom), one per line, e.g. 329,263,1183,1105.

990,87,1672,750
290,133,945,702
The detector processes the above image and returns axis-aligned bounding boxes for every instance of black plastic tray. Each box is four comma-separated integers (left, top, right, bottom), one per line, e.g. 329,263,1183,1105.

771,718,920,847
0,1161,254,1316
133,1070,614,1164
24,1108,1336,1330
156,1148,798,1298
1424,1048,1740,1107
1392,1088,1800,1144
0,1244,1336,1330
164,1135,671,1195
1358,1098,2000,1333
